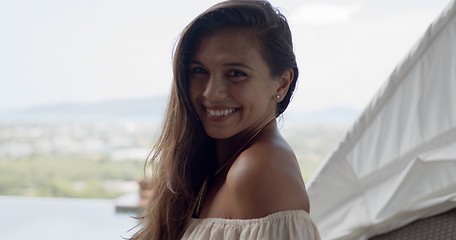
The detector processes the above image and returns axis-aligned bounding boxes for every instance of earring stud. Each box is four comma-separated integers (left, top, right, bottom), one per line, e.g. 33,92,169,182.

276,95,280,99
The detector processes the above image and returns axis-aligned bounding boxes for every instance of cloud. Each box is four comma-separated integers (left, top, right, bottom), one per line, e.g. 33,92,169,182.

289,3,362,26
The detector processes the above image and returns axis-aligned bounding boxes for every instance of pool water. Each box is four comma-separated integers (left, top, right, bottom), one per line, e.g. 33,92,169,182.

0,196,140,240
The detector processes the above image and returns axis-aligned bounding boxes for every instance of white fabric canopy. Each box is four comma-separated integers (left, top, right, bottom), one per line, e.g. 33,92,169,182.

307,0,456,239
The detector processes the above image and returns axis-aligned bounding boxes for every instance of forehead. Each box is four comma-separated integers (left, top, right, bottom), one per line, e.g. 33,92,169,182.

194,28,261,53
192,28,264,62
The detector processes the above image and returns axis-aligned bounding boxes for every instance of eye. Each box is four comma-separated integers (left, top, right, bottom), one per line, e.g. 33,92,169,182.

227,70,247,81
189,66,208,76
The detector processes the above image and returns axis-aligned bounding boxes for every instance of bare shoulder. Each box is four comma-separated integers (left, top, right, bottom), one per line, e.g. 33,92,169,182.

226,136,310,219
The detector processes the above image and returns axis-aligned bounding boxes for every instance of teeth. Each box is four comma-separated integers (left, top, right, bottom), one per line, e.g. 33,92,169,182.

207,108,235,117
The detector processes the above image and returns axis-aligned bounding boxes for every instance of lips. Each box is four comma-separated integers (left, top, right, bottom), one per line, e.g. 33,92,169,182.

206,108,237,118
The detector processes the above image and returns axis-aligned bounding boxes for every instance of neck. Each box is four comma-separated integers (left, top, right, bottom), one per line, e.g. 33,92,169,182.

214,118,277,169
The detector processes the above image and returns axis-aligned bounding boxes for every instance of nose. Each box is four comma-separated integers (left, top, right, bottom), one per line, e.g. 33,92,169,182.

203,74,227,101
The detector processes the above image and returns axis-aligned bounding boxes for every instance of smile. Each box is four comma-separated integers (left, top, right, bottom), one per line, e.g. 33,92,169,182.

206,108,237,117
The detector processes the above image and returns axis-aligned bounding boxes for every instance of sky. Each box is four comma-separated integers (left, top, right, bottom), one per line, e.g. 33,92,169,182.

0,0,452,114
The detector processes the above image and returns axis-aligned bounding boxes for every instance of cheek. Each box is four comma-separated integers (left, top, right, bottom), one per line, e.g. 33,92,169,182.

189,77,207,94
238,92,266,110
189,81,200,99
189,81,205,111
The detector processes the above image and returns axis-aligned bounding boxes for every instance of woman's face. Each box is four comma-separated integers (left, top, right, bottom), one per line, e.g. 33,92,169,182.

189,28,280,139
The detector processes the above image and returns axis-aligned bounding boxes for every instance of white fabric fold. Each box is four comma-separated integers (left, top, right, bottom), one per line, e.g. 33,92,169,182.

307,0,456,239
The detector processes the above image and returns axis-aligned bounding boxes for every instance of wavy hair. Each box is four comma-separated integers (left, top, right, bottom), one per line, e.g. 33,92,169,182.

133,1,299,239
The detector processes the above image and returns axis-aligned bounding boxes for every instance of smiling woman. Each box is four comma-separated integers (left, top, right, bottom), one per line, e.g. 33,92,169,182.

132,0,320,240
188,28,289,139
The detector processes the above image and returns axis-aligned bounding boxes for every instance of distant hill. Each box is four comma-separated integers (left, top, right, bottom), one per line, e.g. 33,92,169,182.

0,96,168,123
0,96,359,125
22,96,168,116
285,107,360,125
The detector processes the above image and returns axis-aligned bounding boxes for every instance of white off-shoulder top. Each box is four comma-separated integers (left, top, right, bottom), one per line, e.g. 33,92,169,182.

181,210,321,240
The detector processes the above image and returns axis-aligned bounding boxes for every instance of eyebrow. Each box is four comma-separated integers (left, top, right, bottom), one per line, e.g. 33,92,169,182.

189,60,254,71
224,62,254,71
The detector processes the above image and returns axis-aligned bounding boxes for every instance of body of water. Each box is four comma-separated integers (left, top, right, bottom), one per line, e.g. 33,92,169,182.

0,196,140,239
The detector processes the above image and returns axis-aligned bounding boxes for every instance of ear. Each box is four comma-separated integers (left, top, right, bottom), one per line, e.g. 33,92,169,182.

273,68,293,102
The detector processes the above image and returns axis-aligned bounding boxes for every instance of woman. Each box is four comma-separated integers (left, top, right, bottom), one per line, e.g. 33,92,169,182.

134,0,321,239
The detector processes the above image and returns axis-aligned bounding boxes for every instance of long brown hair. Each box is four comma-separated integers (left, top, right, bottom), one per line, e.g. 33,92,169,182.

133,1,299,239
